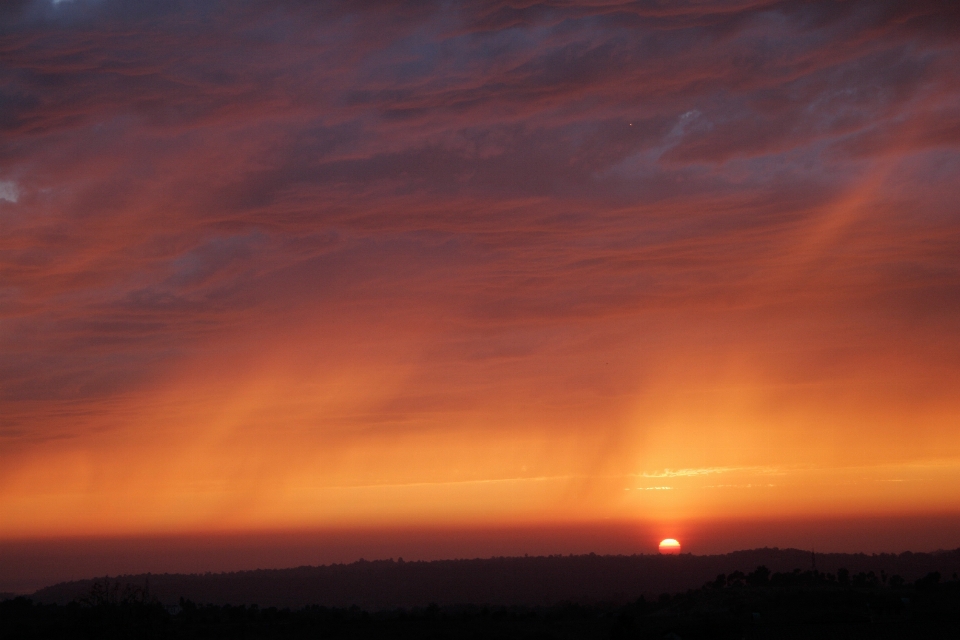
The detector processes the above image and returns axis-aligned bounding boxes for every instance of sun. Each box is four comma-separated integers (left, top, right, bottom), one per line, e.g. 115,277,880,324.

659,538,681,555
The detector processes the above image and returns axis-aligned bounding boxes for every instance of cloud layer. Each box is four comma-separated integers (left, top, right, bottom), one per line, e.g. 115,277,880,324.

2,0,960,537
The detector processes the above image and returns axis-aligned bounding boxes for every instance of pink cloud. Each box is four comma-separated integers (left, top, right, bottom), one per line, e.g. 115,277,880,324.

1,0,959,537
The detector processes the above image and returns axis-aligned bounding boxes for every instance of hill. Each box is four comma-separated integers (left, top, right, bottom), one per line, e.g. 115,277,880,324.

28,548,960,609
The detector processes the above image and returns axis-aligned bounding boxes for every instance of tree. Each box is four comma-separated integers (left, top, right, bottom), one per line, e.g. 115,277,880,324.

746,566,770,587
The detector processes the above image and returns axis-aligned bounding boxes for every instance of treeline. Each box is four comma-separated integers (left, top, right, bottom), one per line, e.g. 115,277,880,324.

702,566,948,590
3,568,960,639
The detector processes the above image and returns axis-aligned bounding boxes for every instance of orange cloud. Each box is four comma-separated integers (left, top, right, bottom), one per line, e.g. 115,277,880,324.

1,0,959,549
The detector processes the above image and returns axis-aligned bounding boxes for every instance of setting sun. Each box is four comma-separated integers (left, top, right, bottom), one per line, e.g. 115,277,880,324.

659,539,681,555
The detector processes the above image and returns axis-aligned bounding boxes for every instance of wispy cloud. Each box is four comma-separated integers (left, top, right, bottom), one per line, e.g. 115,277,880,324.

0,0,958,534
0,181,18,203
637,467,777,479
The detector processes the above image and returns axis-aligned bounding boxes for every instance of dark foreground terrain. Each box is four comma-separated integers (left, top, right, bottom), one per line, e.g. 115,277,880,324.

3,566,960,639
27,548,960,609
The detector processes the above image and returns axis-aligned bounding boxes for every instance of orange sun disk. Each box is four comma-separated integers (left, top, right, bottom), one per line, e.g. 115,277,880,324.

659,538,681,555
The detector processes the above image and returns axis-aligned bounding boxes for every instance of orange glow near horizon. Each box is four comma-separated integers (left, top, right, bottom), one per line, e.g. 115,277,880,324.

1,1,960,555
3,308,960,539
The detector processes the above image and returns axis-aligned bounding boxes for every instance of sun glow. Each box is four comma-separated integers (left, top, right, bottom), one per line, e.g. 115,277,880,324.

659,538,681,555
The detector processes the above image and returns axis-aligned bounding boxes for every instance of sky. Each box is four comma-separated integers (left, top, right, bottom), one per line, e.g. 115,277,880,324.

2,0,960,582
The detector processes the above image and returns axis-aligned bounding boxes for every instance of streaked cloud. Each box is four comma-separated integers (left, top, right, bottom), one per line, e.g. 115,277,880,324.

638,467,762,479
0,0,958,538
0,181,18,203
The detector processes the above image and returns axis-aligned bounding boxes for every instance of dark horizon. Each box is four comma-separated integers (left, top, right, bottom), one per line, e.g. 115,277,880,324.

7,562,960,639
4,514,960,595
20,546,960,610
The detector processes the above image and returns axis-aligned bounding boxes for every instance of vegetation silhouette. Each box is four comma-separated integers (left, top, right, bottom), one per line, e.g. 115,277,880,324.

3,565,960,638
27,547,960,610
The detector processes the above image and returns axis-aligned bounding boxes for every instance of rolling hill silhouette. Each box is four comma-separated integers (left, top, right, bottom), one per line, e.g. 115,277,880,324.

28,548,960,609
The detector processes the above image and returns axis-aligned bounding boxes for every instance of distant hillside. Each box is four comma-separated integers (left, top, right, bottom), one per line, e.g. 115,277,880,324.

31,548,960,609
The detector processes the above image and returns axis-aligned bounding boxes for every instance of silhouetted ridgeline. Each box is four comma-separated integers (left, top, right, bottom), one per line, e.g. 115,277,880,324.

27,548,960,609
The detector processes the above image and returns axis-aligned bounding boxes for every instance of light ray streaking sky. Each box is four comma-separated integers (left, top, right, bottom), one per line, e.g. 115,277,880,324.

1,0,960,543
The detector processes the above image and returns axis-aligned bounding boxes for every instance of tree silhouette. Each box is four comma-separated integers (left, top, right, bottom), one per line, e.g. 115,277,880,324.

746,566,770,587
915,572,940,591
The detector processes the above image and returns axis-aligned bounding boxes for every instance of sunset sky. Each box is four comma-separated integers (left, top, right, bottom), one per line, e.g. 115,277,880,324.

2,0,960,587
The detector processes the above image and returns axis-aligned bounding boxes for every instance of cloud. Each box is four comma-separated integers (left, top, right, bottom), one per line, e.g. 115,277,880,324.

0,181,18,203
1,0,960,534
